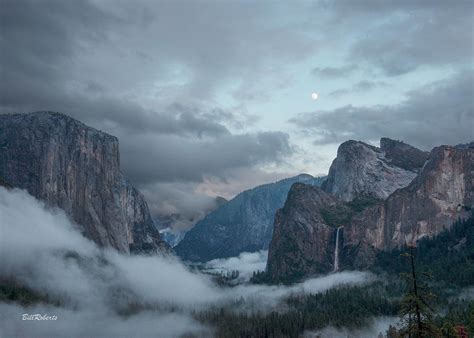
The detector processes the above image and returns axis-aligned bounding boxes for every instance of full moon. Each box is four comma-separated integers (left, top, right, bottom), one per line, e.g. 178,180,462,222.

311,92,319,100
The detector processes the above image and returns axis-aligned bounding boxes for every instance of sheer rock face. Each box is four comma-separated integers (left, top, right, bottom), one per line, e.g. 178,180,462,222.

266,184,341,281
267,142,473,281
383,144,473,248
0,112,169,254
175,174,326,262
322,139,428,202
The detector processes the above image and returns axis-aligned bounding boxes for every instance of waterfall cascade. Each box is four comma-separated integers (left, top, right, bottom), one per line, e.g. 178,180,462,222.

333,226,343,272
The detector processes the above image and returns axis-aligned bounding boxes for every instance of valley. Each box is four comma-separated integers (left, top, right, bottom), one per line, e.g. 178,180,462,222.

1,112,472,337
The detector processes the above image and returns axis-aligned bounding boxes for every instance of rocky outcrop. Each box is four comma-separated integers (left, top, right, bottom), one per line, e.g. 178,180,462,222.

266,184,343,281
380,137,429,172
0,112,169,254
322,138,428,201
175,174,326,262
382,143,473,248
267,141,473,281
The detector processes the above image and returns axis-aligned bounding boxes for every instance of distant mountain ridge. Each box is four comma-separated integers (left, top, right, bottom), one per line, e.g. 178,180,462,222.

175,174,326,262
159,228,187,248
154,196,228,247
267,139,473,282
0,112,169,254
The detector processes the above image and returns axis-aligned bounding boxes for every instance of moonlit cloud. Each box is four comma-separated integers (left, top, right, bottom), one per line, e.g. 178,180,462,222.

290,71,474,149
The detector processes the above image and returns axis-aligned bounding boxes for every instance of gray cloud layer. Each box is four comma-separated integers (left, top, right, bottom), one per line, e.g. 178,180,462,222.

328,80,390,98
1,0,473,220
290,71,474,149
0,0,314,114
319,1,474,76
312,64,358,79
122,131,291,184
0,0,302,218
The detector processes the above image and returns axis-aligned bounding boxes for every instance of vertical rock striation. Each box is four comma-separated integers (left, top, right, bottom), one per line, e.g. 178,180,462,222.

0,112,169,254
383,143,473,248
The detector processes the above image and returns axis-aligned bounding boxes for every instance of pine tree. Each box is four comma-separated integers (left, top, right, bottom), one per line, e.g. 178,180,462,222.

399,246,439,337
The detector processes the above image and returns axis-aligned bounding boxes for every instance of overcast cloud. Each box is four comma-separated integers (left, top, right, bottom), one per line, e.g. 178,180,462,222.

290,70,474,149
1,0,473,223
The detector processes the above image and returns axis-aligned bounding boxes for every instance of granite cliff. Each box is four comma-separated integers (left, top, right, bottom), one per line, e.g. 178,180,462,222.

266,184,342,281
0,112,169,254
322,138,429,201
267,140,473,281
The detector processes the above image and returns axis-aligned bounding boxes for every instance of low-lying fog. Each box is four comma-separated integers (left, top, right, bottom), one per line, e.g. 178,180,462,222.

202,250,268,282
0,187,393,337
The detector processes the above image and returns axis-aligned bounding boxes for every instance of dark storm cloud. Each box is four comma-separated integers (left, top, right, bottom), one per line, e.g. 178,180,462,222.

0,0,316,109
121,131,292,184
0,0,303,220
110,0,315,98
0,0,313,107
0,0,297,179
0,0,114,102
0,0,234,138
290,71,474,149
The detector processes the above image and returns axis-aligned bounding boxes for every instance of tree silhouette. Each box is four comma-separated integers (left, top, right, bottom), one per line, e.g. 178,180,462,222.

399,245,438,337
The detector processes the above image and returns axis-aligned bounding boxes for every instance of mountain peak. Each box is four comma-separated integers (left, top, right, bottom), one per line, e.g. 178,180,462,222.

0,112,169,254
2,111,117,142
323,137,426,201
267,140,473,281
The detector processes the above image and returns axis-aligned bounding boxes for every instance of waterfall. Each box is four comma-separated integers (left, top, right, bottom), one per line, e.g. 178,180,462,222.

333,226,343,272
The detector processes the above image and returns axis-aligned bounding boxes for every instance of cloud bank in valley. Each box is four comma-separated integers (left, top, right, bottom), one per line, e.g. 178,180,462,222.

0,187,374,337
203,250,268,282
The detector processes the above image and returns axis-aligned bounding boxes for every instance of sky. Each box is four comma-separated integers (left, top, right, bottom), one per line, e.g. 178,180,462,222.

1,0,473,220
